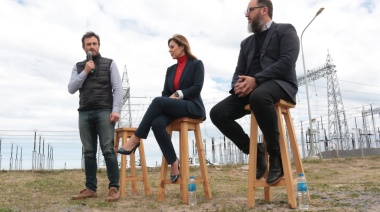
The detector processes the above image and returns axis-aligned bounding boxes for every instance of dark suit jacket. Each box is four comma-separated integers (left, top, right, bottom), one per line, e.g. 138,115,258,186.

231,22,300,103
162,59,206,119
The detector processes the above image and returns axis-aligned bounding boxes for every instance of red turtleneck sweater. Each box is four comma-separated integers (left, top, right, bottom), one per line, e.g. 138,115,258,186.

173,54,188,91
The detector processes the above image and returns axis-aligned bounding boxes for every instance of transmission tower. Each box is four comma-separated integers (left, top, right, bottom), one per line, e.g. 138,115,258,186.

118,65,132,128
297,51,350,152
361,106,380,148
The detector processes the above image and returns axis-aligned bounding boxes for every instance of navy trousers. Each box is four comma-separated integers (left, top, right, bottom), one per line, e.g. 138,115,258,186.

135,97,201,164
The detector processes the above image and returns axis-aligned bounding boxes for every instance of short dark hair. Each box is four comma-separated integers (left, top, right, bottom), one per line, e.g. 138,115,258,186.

81,31,100,47
258,0,273,19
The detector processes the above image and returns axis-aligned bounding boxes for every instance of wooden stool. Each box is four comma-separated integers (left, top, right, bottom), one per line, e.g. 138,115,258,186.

246,100,306,209
114,128,151,197
157,118,212,204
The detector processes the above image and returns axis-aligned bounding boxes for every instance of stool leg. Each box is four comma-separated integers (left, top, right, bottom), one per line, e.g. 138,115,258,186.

157,156,168,202
263,141,272,202
276,105,296,209
283,108,309,202
247,113,258,208
138,139,151,195
157,125,173,202
284,109,305,175
180,122,189,204
114,133,120,156
194,124,212,200
130,148,137,194
179,131,183,199
119,132,128,198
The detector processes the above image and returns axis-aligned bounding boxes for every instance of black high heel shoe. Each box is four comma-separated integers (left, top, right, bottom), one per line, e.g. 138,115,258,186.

170,159,180,183
117,143,140,155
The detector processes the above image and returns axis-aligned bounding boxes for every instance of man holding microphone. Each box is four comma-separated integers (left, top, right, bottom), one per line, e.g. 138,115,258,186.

68,31,122,202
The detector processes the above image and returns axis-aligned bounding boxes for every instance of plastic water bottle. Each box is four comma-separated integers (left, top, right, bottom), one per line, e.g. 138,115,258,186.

188,176,197,206
297,173,309,210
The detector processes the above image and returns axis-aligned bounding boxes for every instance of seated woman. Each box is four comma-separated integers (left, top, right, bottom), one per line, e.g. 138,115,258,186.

117,34,206,183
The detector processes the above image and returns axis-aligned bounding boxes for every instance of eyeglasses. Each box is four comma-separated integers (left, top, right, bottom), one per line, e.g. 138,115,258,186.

244,6,264,15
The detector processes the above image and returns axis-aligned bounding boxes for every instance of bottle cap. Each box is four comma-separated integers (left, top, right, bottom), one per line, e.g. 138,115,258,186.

190,176,194,179
299,173,304,176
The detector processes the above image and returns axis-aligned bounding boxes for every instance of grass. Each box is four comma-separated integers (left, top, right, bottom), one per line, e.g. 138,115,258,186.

0,156,379,212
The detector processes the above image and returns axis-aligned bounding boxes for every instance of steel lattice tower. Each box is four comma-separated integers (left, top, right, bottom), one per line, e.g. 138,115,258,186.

118,65,132,128
361,106,380,148
325,52,350,150
297,51,350,152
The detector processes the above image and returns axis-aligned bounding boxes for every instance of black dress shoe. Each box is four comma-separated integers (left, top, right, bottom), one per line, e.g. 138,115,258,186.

116,143,140,155
266,155,284,185
256,143,267,180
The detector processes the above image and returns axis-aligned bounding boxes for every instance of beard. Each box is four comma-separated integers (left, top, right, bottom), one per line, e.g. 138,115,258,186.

247,13,264,33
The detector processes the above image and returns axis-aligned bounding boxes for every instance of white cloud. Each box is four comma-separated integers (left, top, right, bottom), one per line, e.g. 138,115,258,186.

0,0,379,168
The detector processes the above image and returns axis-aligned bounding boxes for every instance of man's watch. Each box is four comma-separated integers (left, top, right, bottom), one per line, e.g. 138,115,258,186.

174,91,179,97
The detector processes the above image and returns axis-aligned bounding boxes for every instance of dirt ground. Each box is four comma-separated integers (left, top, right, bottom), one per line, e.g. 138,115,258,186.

0,156,379,212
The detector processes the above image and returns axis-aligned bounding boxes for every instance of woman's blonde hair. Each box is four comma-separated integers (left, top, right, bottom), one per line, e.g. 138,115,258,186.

168,34,197,60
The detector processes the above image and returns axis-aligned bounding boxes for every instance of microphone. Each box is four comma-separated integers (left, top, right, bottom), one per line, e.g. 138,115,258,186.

87,51,94,74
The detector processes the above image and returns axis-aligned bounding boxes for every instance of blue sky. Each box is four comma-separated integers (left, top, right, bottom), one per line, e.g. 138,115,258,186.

0,0,379,169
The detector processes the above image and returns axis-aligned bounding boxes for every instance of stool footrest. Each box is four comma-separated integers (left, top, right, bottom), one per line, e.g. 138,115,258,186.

125,176,144,181
161,178,206,185
253,178,297,187
162,179,181,184
194,178,205,183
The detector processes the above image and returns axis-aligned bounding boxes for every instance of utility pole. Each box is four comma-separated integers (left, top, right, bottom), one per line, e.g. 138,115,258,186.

300,7,324,157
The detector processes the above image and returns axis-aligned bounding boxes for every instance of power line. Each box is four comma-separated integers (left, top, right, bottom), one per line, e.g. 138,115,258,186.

339,79,380,88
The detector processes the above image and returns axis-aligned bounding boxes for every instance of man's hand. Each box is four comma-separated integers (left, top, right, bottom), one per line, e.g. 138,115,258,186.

84,61,95,74
233,77,244,95
110,112,120,123
234,76,257,97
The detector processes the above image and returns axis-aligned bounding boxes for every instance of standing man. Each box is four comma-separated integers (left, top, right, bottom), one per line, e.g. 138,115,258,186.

68,31,122,201
210,0,299,185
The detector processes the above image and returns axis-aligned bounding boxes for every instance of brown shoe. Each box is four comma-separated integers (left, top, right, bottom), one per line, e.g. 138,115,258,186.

106,187,120,202
72,188,97,200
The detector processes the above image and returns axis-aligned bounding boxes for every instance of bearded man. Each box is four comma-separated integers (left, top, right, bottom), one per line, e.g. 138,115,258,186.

210,0,299,185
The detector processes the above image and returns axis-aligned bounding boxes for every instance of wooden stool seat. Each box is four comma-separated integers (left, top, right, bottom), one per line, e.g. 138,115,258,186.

157,117,212,204
246,100,306,209
114,127,151,197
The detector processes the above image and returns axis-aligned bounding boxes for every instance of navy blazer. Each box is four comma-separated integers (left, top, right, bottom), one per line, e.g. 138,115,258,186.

231,22,300,103
162,59,206,119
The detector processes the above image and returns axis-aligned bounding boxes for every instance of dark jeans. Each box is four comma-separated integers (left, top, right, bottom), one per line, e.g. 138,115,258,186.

210,80,293,156
135,97,201,164
79,109,119,192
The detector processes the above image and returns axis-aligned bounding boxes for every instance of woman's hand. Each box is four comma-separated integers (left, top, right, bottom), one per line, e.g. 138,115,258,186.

169,93,180,99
